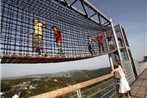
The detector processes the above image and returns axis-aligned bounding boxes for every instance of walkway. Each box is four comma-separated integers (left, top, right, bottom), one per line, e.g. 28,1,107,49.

131,69,147,98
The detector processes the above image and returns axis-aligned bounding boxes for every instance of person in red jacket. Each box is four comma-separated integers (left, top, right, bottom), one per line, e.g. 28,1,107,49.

52,26,63,55
97,34,104,53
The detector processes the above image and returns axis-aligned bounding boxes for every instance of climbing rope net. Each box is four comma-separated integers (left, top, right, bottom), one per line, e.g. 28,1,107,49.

1,0,115,56
0,0,123,64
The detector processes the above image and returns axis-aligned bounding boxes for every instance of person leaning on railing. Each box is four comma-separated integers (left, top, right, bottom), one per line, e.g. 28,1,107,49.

111,61,131,98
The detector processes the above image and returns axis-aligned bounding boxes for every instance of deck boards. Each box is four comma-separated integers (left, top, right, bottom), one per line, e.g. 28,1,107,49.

131,69,147,98
0,49,117,63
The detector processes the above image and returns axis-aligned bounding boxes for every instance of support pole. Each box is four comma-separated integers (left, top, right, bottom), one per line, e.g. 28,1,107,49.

76,89,82,98
108,53,114,70
110,19,123,65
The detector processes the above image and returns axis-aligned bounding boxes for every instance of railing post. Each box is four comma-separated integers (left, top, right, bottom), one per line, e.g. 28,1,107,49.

76,89,82,98
108,53,114,70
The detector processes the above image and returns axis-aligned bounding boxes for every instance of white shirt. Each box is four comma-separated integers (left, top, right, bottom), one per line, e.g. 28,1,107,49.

118,66,125,77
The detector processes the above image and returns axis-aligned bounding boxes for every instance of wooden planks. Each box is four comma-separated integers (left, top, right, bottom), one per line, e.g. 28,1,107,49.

137,87,146,98
131,69,147,98
131,86,140,96
1,49,117,63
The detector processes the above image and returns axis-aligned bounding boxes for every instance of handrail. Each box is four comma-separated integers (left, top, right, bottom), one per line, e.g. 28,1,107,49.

29,73,113,98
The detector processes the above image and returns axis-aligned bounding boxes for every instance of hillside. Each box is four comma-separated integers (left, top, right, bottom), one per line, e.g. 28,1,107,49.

1,67,111,98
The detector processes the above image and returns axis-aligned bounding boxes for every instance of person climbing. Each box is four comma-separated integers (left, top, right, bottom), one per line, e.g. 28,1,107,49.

113,51,119,61
87,36,95,55
52,26,63,56
106,34,115,50
118,36,124,47
97,33,104,54
25,18,46,56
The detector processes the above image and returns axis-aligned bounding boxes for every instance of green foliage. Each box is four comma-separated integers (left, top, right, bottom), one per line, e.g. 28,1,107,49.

2,68,111,98
1,83,11,91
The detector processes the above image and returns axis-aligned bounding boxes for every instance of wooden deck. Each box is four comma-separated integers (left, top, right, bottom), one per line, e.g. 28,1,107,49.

1,49,117,63
131,69,147,98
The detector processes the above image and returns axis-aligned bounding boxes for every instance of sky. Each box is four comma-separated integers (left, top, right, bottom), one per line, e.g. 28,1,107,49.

1,56,110,79
1,0,146,79
89,0,146,60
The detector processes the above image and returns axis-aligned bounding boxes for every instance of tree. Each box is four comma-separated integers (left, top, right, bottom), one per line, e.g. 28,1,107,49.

1,83,11,91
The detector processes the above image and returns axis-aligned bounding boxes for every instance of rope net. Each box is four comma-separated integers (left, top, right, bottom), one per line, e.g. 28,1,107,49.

0,0,117,62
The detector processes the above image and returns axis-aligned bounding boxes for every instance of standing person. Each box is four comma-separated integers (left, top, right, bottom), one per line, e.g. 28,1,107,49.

87,36,95,55
27,18,46,56
106,34,114,50
52,26,63,55
118,36,124,47
111,61,131,98
97,34,104,54
113,51,119,61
